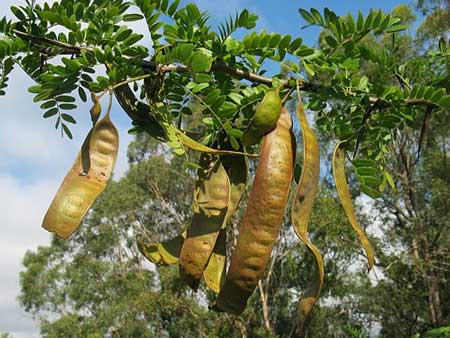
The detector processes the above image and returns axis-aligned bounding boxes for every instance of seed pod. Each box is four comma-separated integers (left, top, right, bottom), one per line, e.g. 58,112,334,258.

42,100,119,239
179,155,230,290
215,107,294,314
203,154,248,293
242,86,282,146
333,141,375,270
202,228,227,293
113,82,167,141
291,91,324,333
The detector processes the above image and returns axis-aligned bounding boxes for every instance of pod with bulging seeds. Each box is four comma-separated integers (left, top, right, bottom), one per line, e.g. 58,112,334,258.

333,141,375,271
291,89,324,333
215,107,294,314
137,154,248,293
179,155,230,290
42,94,119,239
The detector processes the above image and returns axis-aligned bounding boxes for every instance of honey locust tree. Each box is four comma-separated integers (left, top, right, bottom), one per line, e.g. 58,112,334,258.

2,0,450,336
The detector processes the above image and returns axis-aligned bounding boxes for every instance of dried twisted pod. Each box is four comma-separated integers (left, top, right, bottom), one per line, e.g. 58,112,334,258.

291,88,324,333
333,141,375,270
242,86,282,146
137,154,248,293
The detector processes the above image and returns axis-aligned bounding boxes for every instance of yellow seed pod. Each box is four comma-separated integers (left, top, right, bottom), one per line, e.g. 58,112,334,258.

42,98,119,239
291,88,324,333
137,154,247,294
202,228,227,293
242,86,282,146
333,141,375,270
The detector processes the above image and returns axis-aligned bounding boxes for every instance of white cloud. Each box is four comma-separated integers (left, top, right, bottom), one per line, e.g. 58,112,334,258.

0,175,54,337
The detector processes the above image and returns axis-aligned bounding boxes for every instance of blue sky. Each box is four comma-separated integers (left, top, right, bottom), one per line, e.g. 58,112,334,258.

0,0,413,337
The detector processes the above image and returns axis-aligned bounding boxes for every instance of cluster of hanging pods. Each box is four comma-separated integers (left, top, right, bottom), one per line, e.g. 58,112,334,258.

42,82,374,331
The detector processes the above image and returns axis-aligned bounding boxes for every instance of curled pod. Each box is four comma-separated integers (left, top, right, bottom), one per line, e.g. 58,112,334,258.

291,91,324,333
42,103,119,239
215,107,294,314
242,86,282,146
333,141,375,270
137,231,187,265
179,155,230,290
113,82,167,141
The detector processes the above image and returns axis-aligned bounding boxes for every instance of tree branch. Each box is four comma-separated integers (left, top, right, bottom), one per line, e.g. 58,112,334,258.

11,30,440,107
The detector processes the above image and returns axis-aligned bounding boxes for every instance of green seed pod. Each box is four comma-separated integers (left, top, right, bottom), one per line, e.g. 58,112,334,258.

43,107,119,239
215,107,294,314
242,86,282,146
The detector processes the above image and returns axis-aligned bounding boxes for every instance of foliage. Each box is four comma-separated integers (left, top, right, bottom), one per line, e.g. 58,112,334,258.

1,0,448,196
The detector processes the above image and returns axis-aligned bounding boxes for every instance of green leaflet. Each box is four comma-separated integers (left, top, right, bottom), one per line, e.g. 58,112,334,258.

291,89,324,333
333,141,375,270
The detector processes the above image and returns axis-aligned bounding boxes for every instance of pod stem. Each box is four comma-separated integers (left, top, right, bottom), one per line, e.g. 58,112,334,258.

105,90,114,119
281,87,294,106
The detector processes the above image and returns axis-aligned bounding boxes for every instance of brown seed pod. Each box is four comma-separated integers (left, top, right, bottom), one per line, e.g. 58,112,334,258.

215,107,294,314
291,89,324,333
179,155,230,290
42,95,119,239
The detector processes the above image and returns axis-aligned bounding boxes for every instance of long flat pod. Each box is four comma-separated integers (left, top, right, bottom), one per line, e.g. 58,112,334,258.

291,90,324,332
179,155,230,290
215,107,294,315
203,154,248,293
333,141,375,270
43,98,119,239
